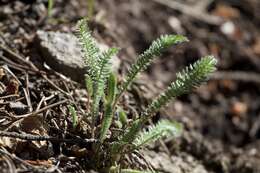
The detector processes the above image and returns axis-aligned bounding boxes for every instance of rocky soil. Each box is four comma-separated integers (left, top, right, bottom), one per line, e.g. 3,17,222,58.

0,0,260,172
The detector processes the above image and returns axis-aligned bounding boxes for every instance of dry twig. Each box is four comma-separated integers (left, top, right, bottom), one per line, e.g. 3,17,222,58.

14,99,68,118
0,131,96,145
151,0,223,25
0,44,70,96
211,71,260,84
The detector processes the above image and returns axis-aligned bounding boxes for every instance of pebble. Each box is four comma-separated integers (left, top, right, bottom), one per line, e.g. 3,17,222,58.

36,30,120,83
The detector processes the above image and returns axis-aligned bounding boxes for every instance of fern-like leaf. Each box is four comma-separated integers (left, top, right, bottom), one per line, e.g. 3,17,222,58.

133,120,182,148
120,119,141,145
91,48,118,122
99,72,118,142
99,104,113,142
77,19,119,129
114,35,188,105
68,105,78,129
77,19,100,82
105,72,117,104
122,56,217,143
143,56,217,118
118,107,128,127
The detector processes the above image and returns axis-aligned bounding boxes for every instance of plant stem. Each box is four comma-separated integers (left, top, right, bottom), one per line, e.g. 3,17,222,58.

87,0,95,19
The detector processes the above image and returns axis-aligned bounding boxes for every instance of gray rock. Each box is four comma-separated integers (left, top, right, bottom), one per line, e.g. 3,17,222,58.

36,30,120,83
9,101,28,115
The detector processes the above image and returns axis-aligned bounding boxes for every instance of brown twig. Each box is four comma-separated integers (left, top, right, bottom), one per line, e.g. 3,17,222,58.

14,99,69,118
25,72,33,112
0,131,97,145
151,0,223,25
211,71,260,84
0,44,71,96
0,149,17,173
0,54,35,73
0,147,43,172
0,94,19,99
0,97,24,105
5,99,68,131
23,88,33,112
0,44,39,73
133,151,156,172
36,96,46,111
42,74,71,96
2,65,22,85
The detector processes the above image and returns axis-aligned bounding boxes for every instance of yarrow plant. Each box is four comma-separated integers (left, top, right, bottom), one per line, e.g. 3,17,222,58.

70,19,217,172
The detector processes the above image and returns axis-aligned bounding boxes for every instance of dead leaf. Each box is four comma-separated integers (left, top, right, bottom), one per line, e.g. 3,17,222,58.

5,77,19,95
25,159,52,167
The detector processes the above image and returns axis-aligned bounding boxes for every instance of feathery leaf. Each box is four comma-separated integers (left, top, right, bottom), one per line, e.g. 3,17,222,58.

121,119,141,145
77,19,119,128
122,56,217,143
118,107,128,126
133,120,182,148
143,56,217,117
115,35,188,105
77,19,100,82
106,72,117,104
91,48,118,122
68,105,78,129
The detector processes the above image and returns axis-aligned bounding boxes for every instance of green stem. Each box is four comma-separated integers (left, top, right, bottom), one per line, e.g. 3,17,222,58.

87,0,95,19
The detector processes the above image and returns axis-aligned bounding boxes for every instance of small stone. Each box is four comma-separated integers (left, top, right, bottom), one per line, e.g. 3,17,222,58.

231,101,248,117
220,21,235,36
9,101,28,114
36,31,120,83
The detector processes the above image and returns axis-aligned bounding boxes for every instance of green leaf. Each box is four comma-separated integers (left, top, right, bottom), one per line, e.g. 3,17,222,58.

68,105,78,129
106,72,117,104
91,48,118,122
48,0,54,17
118,107,128,126
77,19,100,82
87,0,95,19
115,35,188,105
121,119,140,144
134,120,182,148
77,19,119,129
143,56,217,117
85,74,93,97
99,104,113,142
122,56,217,143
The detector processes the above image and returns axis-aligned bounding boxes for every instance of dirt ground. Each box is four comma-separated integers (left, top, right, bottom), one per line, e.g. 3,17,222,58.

0,0,260,172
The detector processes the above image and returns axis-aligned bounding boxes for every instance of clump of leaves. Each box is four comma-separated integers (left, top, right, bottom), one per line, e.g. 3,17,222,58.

71,19,217,172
